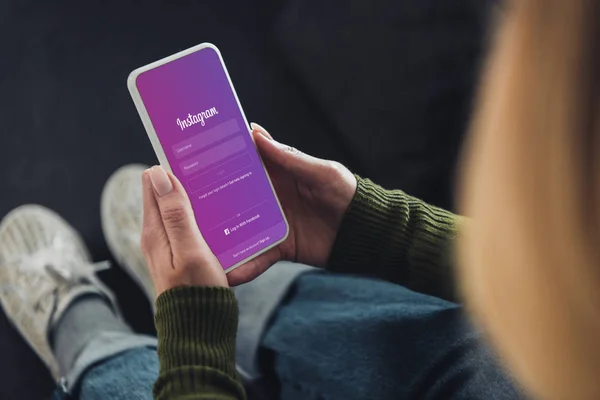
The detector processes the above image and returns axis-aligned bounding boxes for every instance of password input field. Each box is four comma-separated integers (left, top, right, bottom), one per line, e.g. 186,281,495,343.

172,118,240,160
186,152,252,194
179,135,247,177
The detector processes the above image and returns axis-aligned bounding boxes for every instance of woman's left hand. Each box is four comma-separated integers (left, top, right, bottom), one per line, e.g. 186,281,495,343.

141,165,228,297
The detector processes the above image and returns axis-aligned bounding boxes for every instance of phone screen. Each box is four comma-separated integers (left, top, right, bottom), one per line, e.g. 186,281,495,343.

133,46,287,271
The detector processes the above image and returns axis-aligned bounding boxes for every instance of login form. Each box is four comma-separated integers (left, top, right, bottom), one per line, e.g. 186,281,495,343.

134,46,287,270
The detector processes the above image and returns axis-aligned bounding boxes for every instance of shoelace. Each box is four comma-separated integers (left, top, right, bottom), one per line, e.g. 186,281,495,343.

38,261,111,310
0,236,111,314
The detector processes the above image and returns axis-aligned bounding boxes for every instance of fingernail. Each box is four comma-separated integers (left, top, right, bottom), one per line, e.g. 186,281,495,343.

149,166,173,197
250,122,272,140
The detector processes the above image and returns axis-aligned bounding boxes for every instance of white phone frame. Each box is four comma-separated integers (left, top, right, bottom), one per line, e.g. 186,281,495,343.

127,42,289,274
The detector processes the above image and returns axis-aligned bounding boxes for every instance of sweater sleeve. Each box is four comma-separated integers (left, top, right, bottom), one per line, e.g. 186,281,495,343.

328,177,464,302
153,286,246,400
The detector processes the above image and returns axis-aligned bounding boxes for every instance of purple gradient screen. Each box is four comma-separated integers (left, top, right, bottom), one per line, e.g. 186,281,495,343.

135,46,287,270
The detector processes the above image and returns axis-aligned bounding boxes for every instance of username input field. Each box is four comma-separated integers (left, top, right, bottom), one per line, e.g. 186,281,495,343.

172,118,240,160
179,135,247,177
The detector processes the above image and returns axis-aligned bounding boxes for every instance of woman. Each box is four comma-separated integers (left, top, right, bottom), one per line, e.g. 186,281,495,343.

1,0,594,399
143,0,600,397
1,124,520,400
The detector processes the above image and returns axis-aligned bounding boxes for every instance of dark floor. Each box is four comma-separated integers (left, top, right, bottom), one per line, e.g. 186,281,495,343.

0,2,355,398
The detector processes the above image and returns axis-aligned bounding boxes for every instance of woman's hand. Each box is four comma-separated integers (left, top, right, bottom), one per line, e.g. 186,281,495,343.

227,123,357,286
141,166,228,297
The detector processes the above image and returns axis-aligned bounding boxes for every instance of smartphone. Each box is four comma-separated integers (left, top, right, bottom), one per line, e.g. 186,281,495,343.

127,43,288,273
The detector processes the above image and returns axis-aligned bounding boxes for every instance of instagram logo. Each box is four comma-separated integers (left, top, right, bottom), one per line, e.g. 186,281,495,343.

176,107,219,131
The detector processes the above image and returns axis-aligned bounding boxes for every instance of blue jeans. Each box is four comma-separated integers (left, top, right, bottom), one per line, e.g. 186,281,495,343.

53,347,158,400
54,273,524,399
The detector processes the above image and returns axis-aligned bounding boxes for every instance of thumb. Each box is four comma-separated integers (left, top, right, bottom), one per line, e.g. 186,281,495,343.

251,123,328,180
147,166,206,256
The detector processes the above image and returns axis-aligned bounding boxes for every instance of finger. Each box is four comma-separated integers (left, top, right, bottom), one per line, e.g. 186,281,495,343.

250,122,273,140
141,170,167,252
226,246,281,286
142,170,162,229
147,166,207,256
141,169,172,290
251,124,328,180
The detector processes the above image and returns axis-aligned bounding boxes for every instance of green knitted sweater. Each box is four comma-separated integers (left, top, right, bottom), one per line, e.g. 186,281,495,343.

153,177,462,399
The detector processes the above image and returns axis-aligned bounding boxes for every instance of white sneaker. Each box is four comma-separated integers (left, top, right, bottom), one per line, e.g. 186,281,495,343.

0,205,119,380
101,164,155,305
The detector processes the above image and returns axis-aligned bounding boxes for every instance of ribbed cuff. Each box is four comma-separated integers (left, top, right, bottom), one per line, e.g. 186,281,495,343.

328,177,460,300
155,286,238,376
328,177,405,273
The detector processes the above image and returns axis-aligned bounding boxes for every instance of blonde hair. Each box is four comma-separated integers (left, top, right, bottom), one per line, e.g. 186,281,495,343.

458,1,600,399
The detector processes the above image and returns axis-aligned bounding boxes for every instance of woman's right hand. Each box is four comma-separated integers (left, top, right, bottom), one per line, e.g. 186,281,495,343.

227,123,357,286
